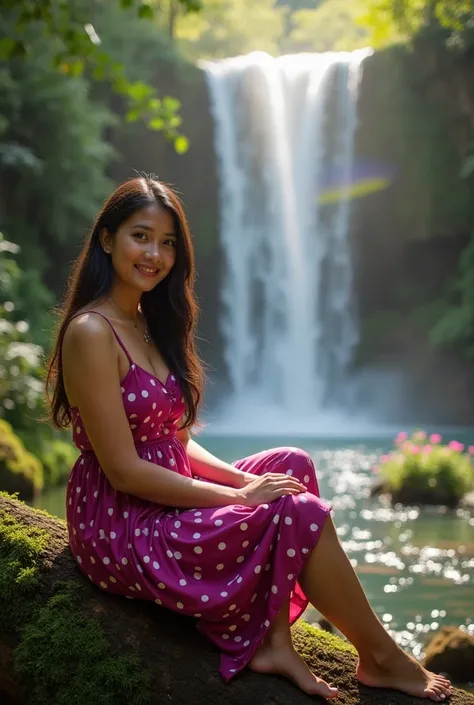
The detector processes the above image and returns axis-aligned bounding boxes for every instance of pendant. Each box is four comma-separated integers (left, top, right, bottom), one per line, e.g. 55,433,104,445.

144,329,152,344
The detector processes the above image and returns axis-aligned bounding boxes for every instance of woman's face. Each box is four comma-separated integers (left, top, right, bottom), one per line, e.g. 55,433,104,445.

103,205,178,292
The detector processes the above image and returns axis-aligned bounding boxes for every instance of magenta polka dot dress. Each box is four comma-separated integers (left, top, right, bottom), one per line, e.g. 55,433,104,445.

67,312,331,681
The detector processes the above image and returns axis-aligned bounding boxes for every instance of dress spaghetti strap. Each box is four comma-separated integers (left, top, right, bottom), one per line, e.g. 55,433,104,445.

69,310,133,364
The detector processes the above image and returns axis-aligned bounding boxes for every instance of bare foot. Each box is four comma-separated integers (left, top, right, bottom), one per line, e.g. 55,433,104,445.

357,647,453,702
249,639,338,699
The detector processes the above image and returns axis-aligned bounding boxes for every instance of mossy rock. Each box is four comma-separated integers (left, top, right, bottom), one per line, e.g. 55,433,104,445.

1,493,474,705
424,627,474,684
0,420,43,500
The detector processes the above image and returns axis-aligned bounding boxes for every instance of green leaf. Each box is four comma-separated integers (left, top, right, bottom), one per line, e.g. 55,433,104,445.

174,135,189,154
120,0,135,7
0,38,16,60
138,4,154,20
149,117,164,130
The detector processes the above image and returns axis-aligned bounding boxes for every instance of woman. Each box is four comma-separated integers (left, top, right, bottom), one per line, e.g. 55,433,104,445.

46,176,451,701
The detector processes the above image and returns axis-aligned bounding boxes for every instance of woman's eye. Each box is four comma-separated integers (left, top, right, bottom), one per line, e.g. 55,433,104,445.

165,239,177,247
133,232,147,241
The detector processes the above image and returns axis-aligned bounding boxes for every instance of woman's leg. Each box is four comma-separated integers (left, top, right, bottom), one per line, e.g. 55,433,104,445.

299,517,452,702
249,597,339,698
235,447,337,697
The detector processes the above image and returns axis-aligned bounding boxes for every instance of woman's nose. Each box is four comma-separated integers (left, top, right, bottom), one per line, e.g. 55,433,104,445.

146,243,162,262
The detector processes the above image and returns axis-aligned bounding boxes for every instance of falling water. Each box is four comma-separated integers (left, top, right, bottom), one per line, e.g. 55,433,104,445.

201,50,374,434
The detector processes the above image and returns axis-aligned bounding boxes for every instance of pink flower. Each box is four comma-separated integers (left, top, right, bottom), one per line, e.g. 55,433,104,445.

395,432,407,444
430,433,442,444
372,466,379,474
468,445,474,454
380,454,390,463
413,430,427,441
448,440,464,452
422,445,433,455
410,445,421,454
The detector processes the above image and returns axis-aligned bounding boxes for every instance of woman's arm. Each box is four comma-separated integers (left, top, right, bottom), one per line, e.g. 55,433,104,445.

62,315,244,508
185,438,252,489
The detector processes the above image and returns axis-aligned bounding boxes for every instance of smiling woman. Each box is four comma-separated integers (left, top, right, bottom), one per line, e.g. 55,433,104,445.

40,176,453,701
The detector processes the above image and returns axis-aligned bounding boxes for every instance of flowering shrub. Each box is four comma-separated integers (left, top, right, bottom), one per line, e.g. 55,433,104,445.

376,430,474,507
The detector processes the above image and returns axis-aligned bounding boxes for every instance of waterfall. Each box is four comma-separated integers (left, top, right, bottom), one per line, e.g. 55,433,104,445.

201,50,373,434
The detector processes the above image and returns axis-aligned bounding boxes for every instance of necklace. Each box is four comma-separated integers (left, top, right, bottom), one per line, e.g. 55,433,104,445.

108,298,152,345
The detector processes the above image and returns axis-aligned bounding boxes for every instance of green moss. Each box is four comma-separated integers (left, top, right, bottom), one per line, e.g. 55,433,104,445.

0,505,48,631
0,497,151,705
0,419,44,498
15,583,152,705
292,620,357,657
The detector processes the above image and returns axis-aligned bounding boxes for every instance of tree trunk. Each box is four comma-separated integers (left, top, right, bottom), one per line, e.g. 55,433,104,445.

1,494,473,705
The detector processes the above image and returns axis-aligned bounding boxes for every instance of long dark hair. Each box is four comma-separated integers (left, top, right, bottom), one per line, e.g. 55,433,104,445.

46,176,204,430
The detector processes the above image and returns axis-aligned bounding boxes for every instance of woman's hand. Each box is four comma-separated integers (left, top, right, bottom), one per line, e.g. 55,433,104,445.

237,472,306,507
236,471,258,488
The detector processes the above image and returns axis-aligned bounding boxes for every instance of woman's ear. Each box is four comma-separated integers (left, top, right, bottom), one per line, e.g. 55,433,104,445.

99,228,111,254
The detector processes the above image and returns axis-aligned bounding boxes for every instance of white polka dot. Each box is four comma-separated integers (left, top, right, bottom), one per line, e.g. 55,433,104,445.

179,579,187,586
201,594,209,602
254,565,261,574
77,506,81,514
131,425,137,430
79,523,85,530
167,550,173,558
216,563,224,570
153,561,160,569
89,520,95,528
240,522,248,531
128,393,136,402
194,511,202,516
220,591,228,597
285,517,292,525
143,528,149,536
144,416,151,423
109,576,117,583
299,495,308,503
194,546,203,554
304,475,310,483
76,555,82,564
222,634,229,640
237,555,244,563
288,573,294,580
271,585,278,594
90,557,96,564
174,520,181,528
177,601,184,609
154,530,159,537
264,619,270,627
193,533,201,539
152,402,157,410
229,625,237,631
141,390,149,398
242,540,249,548
158,582,166,589
143,556,150,564
100,581,108,589
194,613,201,617
194,572,202,580
286,469,293,476
287,548,296,557
218,542,226,550
135,583,142,591
310,523,319,532
234,636,242,643
302,548,309,554
174,551,182,560
194,518,202,524
76,426,81,434
194,566,202,571
99,529,105,539
103,557,111,565
137,565,143,573
262,504,269,509
130,414,137,419
155,598,162,605
171,532,178,539
251,593,257,603
215,519,223,527
169,458,176,466
273,514,280,524
108,508,113,516
244,640,250,646
141,436,147,442
121,557,128,565
242,614,250,621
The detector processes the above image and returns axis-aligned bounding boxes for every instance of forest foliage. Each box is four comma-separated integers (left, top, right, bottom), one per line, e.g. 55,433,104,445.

1,0,474,488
